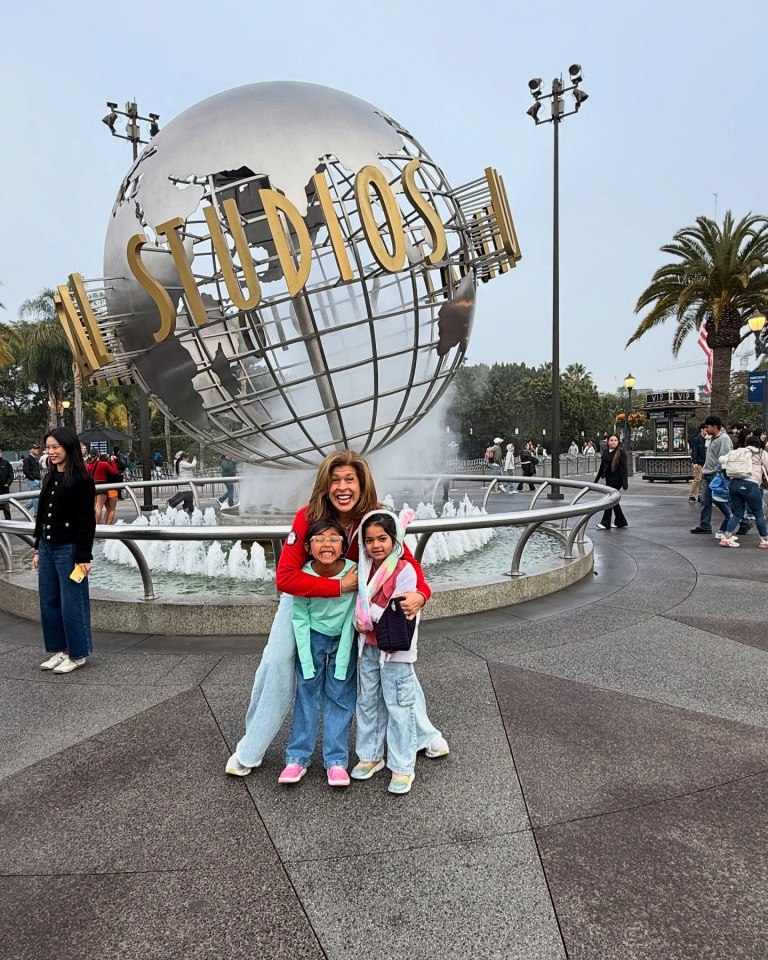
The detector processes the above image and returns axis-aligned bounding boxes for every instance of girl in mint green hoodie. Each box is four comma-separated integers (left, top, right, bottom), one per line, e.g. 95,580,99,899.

277,518,357,788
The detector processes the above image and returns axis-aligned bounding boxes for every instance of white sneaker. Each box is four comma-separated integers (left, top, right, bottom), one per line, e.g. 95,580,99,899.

225,754,252,777
596,523,608,530
40,651,68,671
52,656,87,674
425,735,450,758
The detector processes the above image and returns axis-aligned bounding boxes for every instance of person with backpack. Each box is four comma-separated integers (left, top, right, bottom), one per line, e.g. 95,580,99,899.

718,435,768,548
691,416,732,538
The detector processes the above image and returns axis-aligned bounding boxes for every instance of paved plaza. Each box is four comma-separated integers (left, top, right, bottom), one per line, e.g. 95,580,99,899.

1,476,767,959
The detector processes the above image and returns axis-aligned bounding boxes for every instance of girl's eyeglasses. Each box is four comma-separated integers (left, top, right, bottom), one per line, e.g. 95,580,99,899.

310,535,342,544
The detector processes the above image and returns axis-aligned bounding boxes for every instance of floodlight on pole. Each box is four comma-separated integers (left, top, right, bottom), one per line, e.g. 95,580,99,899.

526,64,589,499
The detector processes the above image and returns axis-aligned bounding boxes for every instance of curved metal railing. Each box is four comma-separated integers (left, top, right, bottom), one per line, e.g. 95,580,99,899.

0,474,619,602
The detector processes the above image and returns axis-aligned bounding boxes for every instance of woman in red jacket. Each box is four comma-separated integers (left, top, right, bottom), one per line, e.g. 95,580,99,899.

91,454,121,524
226,449,448,776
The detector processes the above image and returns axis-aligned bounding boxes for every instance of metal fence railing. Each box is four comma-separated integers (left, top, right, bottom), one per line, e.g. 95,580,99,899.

0,474,618,603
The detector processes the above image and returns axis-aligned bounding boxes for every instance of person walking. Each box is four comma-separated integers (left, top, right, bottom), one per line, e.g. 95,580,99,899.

516,442,538,492
503,443,516,493
688,424,707,503
22,441,41,515
32,428,96,675
691,416,732,537
218,454,237,508
719,435,768,549
0,448,14,520
594,434,629,530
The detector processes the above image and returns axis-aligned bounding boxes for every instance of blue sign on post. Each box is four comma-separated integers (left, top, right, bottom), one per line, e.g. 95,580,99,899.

748,371,767,403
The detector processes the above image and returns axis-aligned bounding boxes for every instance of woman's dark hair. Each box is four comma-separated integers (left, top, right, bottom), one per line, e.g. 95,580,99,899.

42,427,89,487
745,433,765,449
305,517,348,553
174,453,185,476
362,512,398,542
606,434,622,472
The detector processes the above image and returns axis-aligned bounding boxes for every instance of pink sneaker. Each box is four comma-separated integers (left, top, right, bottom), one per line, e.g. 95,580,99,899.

278,763,306,785
327,766,350,787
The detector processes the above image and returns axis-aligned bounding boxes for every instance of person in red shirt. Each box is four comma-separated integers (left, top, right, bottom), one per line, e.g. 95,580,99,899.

226,449,448,777
91,454,121,524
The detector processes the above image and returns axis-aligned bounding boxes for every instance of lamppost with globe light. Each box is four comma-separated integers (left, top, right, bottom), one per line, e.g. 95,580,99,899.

623,373,635,477
526,65,589,500
49,399,71,428
101,100,160,511
747,311,768,429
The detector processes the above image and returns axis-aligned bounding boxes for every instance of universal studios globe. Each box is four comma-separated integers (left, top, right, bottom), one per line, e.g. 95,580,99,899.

95,82,519,468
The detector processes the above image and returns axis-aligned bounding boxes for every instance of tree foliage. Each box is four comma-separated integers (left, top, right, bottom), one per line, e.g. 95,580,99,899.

629,212,768,421
445,361,624,456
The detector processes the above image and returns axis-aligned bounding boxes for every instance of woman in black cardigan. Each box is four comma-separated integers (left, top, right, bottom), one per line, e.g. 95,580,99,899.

594,434,629,530
32,427,96,674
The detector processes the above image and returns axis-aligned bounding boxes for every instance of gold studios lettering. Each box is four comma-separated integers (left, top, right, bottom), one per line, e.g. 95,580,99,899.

56,162,517,379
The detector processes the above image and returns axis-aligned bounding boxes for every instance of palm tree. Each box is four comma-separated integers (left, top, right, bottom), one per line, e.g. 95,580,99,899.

19,290,74,430
628,212,768,421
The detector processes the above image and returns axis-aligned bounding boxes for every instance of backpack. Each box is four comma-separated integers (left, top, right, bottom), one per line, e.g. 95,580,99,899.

723,447,753,479
484,445,496,465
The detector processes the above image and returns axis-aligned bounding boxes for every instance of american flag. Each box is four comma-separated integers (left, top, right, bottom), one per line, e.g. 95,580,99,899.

698,322,713,395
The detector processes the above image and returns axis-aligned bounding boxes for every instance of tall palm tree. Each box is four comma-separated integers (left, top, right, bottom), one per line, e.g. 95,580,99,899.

628,212,768,421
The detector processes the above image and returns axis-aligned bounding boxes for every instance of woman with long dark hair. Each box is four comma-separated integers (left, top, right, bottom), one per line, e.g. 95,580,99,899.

32,427,96,674
594,434,629,529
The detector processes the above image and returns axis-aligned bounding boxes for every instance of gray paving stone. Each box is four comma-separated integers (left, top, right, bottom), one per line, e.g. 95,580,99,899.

242,717,526,861
665,613,768,651
0,678,190,780
0,688,271,874
537,773,768,960
0,868,324,960
668,573,768,617
0,649,222,687
506,618,768,728
286,834,566,960
491,664,768,824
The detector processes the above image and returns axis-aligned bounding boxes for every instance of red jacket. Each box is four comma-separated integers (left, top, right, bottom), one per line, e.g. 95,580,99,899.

90,460,121,484
275,504,431,602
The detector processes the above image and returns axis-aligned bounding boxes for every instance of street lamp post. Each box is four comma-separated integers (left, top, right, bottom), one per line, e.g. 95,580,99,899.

747,311,768,429
623,373,635,477
527,66,589,500
102,100,161,511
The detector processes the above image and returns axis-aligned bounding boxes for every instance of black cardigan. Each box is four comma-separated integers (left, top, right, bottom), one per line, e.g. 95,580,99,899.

33,471,96,563
595,448,628,491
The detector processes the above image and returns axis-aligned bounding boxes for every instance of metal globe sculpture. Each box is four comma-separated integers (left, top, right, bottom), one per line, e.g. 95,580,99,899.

60,82,519,467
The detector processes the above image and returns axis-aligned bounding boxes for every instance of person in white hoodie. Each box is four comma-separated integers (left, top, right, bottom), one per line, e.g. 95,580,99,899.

174,451,197,479
718,435,768,548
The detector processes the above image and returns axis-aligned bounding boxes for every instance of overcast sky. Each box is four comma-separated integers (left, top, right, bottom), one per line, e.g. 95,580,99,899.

2,0,766,395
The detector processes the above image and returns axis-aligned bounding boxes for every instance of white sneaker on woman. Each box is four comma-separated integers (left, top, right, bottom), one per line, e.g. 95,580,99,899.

40,651,68,671
52,656,87,674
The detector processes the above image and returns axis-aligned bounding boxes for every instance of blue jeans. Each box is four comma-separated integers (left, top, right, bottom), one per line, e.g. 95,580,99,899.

725,479,767,537
25,478,41,515
285,629,357,769
218,481,235,506
38,541,92,660
699,474,731,532
356,645,441,775
235,594,296,767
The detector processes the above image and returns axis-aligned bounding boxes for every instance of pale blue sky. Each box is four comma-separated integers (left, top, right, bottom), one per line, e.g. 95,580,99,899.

2,0,766,394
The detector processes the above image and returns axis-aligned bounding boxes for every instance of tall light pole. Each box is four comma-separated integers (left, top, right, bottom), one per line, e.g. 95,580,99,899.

623,373,635,477
527,65,589,500
102,100,160,511
747,311,768,429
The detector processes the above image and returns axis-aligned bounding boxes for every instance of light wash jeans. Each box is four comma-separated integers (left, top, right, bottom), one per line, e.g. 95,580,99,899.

355,644,441,775
38,541,93,660
285,630,357,769
25,477,41,515
235,594,296,767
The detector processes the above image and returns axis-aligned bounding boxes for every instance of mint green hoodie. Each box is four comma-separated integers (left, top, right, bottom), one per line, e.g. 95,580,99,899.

291,559,356,681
